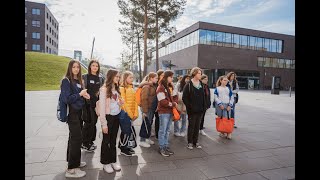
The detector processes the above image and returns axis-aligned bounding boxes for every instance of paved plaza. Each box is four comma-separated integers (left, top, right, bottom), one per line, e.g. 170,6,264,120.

25,90,295,180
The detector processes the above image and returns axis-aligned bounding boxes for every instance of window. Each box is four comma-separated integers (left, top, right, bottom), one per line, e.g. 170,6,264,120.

25,19,27,25
47,13,48,18
49,48,51,53
50,16,51,22
46,35,48,41
199,29,207,44
271,39,277,53
25,7,27,13
256,37,263,51
291,60,295,69
25,32,27,38
249,36,256,50
205,30,213,45
46,24,48,30
225,33,232,47
46,46,48,53
32,44,40,51
32,32,40,39
264,57,272,67
25,44,27,50
240,35,248,49
216,32,224,46
278,59,285,68
32,20,40,27
50,27,51,33
49,38,51,43
285,59,291,69
52,20,54,26
258,57,265,67
233,34,240,48
264,38,271,52
278,40,283,53
271,58,278,68
32,8,40,15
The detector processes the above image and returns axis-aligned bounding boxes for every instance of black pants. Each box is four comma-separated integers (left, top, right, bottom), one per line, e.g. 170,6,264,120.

101,114,120,164
82,104,98,147
66,107,83,169
154,112,160,138
200,109,207,130
187,112,203,145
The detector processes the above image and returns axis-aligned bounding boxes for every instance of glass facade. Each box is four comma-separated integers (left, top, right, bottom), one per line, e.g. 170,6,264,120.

156,29,283,58
258,57,295,69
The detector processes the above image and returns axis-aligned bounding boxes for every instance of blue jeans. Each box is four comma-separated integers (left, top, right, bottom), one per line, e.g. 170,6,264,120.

215,103,231,118
231,103,235,120
158,113,172,149
174,114,187,133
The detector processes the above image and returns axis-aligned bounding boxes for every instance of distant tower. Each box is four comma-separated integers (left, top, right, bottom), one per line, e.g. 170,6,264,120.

74,50,82,61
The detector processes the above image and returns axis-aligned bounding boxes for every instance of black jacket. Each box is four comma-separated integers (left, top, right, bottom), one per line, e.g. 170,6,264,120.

182,81,208,115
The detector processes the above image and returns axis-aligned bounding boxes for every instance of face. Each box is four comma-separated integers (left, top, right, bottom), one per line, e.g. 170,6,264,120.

167,76,173,83
160,73,164,79
90,62,99,74
230,74,235,80
202,77,208,84
220,77,229,86
194,70,202,80
113,73,120,84
150,76,158,84
126,74,134,85
185,77,190,83
72,63,80,76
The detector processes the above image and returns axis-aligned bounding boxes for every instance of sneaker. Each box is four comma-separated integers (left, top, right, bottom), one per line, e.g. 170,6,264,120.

146,139,155,145
129,148,135,154
226,133,232,140
165,147,174,155
103,164,114,173
79,162,86,168
120,149,132,157
90,142,97,149
219,132,226,138
159,148,170,157
187,143,193,150
111,163,121,171
195,143,202,149
81,144,94,152
174,132,181,137
180,132,186,137
234,125,237,128
65,168,86,178
200,130,206,136
140,141,151,148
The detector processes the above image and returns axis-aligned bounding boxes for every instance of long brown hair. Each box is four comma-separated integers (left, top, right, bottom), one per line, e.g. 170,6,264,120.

179,74,190,92
65,60,83,87
88,59,100,75
226,71,238,83
157,69,164,84
103,69,120,98
190,67,202,78
120,71,133,87
216,75,228,87
160,70,174,94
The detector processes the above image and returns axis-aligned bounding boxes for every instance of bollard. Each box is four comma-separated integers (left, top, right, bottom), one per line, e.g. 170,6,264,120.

289,86,291,97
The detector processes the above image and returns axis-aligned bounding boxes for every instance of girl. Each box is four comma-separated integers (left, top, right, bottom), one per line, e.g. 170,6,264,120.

226,72,239,128
153,69,164,139
61,60,90,178
119,71,139,156
182,67,207,150
173,74,190,137
156,70,178,157
138,72,158,147
214,75,234,139
199,74,211,136
99,69,123,173
81,60,104,152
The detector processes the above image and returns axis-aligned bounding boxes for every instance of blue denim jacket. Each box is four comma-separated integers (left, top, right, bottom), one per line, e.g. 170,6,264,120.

60,78,85,110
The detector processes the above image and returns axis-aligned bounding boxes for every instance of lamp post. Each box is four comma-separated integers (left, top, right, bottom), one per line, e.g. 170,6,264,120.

215,60,219,83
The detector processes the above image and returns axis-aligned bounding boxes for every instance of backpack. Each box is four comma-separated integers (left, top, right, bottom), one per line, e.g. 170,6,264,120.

57,78,73,122
135,87,142,106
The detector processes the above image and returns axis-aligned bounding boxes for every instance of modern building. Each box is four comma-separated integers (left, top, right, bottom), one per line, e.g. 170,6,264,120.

148,21,295,90
25,1,59,55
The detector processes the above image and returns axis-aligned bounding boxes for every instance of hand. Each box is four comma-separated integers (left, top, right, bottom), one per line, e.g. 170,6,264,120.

142,113,147,118
83,93,90,100
119,99,125,105
219,105,224,110
173,102,178,107
80,89,87,96
102,126,108,134
133,116,138,120
227,106,231,111
168,102,172,107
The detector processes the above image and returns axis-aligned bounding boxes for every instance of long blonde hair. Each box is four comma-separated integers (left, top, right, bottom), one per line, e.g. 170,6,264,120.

216,75,228,87
120,71,134,87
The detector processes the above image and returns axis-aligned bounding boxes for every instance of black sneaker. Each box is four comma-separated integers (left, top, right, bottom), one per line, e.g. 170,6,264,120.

129,148,135,154
159,148,170,157
81,144,94,152
120,149,132,157
89,142,97,150
165,147,174,155
234,124,237,128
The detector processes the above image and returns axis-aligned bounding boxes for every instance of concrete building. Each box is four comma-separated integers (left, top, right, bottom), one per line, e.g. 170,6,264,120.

25,1,59,55
148,21,295,90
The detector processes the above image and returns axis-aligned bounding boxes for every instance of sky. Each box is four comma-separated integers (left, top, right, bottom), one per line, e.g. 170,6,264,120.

28,0,295,67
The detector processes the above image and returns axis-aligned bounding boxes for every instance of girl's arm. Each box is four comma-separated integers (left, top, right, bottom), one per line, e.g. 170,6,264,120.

99,87,108,128
133,88,139,118
61,78,81,104
120,87,134,119
214,88,222,107
157,86,171,108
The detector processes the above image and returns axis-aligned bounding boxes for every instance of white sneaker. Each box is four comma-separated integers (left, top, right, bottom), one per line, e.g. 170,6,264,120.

180,132,185,137
146,139,155,145
200,130,206,136
174,132,181,137
139,141,151,148
219,132,226,138
65,168,86,178
103,164,114,173
227,133,232,140
111,163,121,171
79,162,86,168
